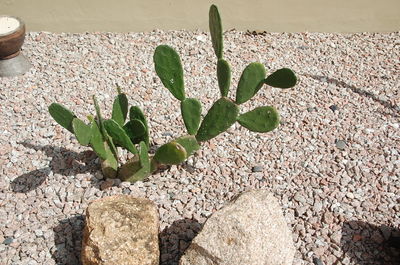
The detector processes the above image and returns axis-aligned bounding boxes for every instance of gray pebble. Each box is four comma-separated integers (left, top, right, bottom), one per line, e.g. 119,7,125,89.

293,192,307,204
329,105,338,112
3,237,13,245
313,257,325,265
251,166,263,172
335,140,346,150
313,201,323,212
307,107,317,112
162,132,173,137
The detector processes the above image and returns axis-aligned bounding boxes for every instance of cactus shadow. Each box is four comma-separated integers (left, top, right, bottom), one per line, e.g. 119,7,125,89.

341,221,400,265
52,215,84,265
159,218,202,265
304,74,400,118
11,141,98,193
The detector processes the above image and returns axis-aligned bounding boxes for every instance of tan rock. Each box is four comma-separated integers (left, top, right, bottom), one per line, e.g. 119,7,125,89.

81,195,159,265
180,190,295,265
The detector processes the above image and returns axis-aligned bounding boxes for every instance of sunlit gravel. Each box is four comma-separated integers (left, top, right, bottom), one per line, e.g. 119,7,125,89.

0,30,399,265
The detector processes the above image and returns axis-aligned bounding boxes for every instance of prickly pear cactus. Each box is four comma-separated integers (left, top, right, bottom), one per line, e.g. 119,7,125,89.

89,119,107,160
235,63,266,105
264,68,297,88
153,45,185,100
103,119,138,155
181,98,202,135
196,98,239,142
217,59,231,97
128,106,150,147
72,118,91,146
154,141,187,165
118,141,150,182
48,4,297,183
112,86,129,126
209,4,223,59
237,106,280,132
175,135,200,157
48,103,76,133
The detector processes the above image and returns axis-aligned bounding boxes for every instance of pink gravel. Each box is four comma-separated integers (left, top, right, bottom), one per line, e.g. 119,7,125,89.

0,30,399,265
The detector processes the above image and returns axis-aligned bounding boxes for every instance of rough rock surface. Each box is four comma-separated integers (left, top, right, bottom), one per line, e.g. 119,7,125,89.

81,195,159,265
179,190,295,265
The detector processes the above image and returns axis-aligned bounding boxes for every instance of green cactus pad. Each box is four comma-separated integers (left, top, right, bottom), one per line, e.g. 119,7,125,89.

123,119,147,145
118,151,151,183
48,103,76,133
106,134,119,160
138,141,150,170
93,95,107,138
154,141,187,165
138,141,151,180
196,97,239,142
237,106,280,132
181,98,202,135
72,118,91,146
264,68,297,89
129,106,148,128
112,92,128,126
129,106,149,147
121,160,149,182
175,135,200,157
104,119,138,154
100,142,118,179
90,121,108,160
154,45,185,101
150,158,160,173
235,62,266,104
118,156,140,181
120,141,150,182
217,59,231,97
209,5,223,59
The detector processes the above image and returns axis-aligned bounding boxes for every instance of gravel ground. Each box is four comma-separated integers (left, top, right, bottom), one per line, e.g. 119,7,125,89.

0,30,399,265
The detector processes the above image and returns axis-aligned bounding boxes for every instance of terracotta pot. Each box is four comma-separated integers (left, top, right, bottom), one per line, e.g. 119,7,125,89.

0,16,25,60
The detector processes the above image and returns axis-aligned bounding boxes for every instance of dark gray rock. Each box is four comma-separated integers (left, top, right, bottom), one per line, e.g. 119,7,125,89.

329,105,338,112
313,257,325,265
3,237,13,245
251,165,263,172
335,140,346,150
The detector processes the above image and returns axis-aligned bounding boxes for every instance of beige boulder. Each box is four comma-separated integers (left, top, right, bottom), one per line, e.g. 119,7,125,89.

180,190,295,265
81,195,159,265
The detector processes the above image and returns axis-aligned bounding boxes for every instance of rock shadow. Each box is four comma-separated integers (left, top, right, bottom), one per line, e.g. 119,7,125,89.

159,218,202,265
11,141,98,193
52,215,85,265
341,221,400,265
304,74,400,118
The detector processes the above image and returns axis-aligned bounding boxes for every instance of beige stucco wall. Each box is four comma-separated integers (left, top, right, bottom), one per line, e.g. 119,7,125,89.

1,0,399,32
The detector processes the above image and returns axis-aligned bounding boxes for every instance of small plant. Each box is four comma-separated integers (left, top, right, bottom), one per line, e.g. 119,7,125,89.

48,5,297,182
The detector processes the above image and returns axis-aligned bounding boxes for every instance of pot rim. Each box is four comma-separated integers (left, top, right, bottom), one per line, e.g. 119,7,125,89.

0,15,25,37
